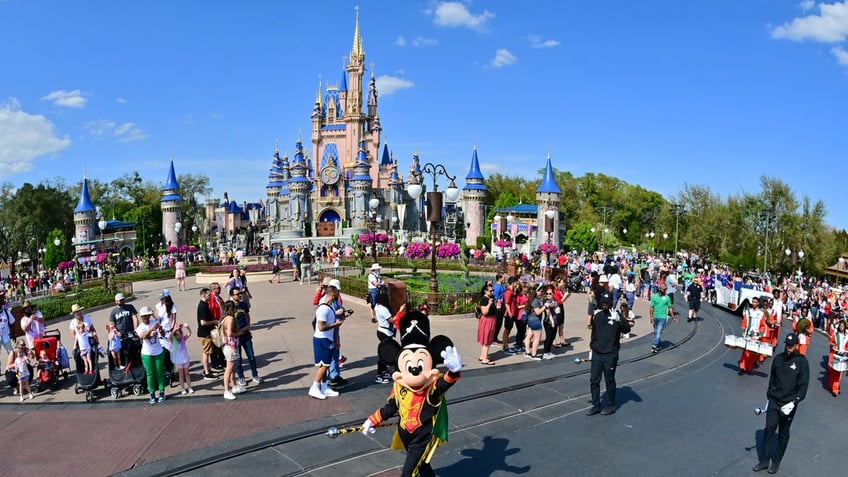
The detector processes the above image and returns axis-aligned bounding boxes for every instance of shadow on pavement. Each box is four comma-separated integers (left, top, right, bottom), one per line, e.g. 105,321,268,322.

436,436,532,476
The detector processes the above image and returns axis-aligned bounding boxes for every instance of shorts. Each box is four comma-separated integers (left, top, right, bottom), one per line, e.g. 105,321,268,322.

503,314,515,331
223,345,238,362
198,337,214,355
312,337,334,366
688,300,700,312
527,319,543,332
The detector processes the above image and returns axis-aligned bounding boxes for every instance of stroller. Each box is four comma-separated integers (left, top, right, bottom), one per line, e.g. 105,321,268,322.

73,344,104,402
31,329,70,393
107,335,147,399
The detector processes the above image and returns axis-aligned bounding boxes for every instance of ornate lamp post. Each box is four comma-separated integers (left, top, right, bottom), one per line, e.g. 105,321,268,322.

174,221,182,253
406,162,459,309
368,197,380,263
98,218,107,253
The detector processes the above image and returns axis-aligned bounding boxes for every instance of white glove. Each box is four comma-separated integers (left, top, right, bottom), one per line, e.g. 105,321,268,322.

441,346,463,373
361,418,375,435
780,401,795,416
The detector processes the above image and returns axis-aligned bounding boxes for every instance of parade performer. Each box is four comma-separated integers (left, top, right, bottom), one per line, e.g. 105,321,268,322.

826,320,848,397
739,297,767,375
362,311,461,477
791,308,813,356
758,296,778,365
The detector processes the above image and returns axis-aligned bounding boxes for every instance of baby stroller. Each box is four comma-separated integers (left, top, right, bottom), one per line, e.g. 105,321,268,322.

32,330,69,392
73,344,104,402
107,335,147,399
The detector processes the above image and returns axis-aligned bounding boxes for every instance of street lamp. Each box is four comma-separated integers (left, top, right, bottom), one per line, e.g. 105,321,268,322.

368,197,380,263
98,218,107,253
174,221,182,253
544,209,556,243
670,203,685,264
406,161,459,309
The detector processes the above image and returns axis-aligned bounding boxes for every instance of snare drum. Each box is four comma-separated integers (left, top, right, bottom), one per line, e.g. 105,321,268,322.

756,342,773,357
745,339,761,352
725,334,741,348
832,354,848,372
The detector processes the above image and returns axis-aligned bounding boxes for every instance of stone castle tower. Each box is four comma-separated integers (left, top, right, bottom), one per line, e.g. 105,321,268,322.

161,159,182,248
73,175,97,255
462,146,487,247
535,152,561,249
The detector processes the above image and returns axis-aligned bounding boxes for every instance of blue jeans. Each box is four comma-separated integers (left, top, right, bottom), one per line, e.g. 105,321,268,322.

236,337,258,380
625,292,635,310
328,346,341,380
652,318,667,348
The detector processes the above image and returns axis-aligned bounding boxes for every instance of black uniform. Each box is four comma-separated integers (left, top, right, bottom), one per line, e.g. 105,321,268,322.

588,296,631,413
758,346,809,469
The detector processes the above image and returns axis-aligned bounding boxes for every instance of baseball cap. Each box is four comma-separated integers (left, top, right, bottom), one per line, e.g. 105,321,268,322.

160,289,171,298
139,306,154,316
599,275,609,283
328,279,342,291
785,333,798,346
114,293,125,301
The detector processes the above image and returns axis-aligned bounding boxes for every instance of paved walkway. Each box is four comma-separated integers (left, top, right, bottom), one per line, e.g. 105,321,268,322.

0,272,658,475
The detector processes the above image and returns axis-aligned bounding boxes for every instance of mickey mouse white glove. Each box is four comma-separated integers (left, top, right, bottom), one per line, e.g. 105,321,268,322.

441,346,463,373
780,401,795,415
362,418,375,435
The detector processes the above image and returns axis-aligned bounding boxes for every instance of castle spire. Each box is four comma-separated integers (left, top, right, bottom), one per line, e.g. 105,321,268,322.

536,150,560,194
74,175,96,213
351,6,364,60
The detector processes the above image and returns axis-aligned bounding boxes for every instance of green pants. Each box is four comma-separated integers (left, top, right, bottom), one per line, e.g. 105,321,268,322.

141,353,165,394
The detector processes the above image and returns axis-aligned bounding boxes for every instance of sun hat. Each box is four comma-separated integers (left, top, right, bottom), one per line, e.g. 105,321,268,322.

328,279,342,291
599,275,609,283
70,304,84,313
139,306,154,316
371,263,382,271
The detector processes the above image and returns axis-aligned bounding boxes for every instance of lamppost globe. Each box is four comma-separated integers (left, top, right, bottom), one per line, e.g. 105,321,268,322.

192,225,198,233
798,251,805,259
98,219,107,231
494,214,502,222
591,227,596,233
506,213,514,223
406,183,423,200
369,198,381,210
622,228,628,235
54,238,61,246
785,248,791,256
445,179,460,203
663,233,668,240
544,209,556,220
174,222,182,233
650,232,655,238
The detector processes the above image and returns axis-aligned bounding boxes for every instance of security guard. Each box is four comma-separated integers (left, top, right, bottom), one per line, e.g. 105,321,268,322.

753,332,809,474
586,291,632,416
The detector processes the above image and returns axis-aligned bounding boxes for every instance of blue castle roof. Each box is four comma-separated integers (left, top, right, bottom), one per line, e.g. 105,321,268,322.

340,70,348,92
536,153,561,194
74,177,96,213
163,159,180,191
465,147,484,181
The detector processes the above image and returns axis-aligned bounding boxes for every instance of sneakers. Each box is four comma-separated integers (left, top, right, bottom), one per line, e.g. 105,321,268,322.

117,365,125,370
224,391,237,400
187,387,194,394
252,376,262,384
753,461,770,472
329,377,348,388
375,376,391,384
525,353,542,361
600,406,616,416
19,396,24,402
542,352,555,360
232,385,246,394
503,347,518,355
180,389,189,395
149,397,157,404
308,384,326,400
203,372,216,380
157,395,166,403
651,346,659,354
768,461,780,474
585,405,601,416
321,382,340,397
237,377,247,387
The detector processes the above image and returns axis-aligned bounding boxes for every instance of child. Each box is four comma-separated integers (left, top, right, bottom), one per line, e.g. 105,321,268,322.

619,302,636,339
76,321,93,375
106,323,123,369
171,323,193,395
15,347,33,401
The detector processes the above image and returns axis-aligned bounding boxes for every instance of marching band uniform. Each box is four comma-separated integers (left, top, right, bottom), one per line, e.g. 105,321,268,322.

826,327,848,396
791,312,813,356
739,301,766,374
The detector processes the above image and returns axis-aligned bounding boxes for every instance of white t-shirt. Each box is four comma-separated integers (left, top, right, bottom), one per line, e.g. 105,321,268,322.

135,319,163,356
375,304,394,336
155,302,177,351
608,273,623,290
313,303,337,340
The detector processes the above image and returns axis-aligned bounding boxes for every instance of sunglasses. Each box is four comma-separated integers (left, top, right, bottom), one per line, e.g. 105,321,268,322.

232,293,241,297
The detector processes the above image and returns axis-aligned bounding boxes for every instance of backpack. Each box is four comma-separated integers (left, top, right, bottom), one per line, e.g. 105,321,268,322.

210,315,230,348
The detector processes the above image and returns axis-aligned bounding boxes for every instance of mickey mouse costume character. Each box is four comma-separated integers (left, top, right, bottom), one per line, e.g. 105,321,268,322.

362,310,462,477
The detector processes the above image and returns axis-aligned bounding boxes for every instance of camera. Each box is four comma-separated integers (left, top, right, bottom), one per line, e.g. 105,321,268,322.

345,309,354,316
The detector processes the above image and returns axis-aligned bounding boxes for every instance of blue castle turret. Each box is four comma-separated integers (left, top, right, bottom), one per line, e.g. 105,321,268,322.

535,151,561,249
73,175,97,254
462,146,488,246
161,158,182,248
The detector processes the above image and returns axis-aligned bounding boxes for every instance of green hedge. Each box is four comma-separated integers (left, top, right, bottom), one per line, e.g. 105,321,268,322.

113,267,201,283
28,285,133,322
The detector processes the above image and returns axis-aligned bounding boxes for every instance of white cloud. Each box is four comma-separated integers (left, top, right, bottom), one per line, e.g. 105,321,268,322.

833,45,848,64
412,36,439,47
395,36,406,47
0,98,71,175
771,1,848,42
529,34,560,48
375,75,414,96
800,1,816,12
41,89,87,108
489,49,517,68
83,119,147,142
480,162,500,173
433,1,494,31
116,97,127,104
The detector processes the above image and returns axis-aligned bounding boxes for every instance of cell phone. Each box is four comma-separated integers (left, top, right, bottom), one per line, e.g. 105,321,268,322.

345,309,354,316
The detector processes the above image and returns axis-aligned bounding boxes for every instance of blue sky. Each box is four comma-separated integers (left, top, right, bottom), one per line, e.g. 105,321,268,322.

2,1,847,228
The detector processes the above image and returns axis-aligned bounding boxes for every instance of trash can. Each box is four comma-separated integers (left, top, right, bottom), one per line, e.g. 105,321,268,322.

383,279,407,315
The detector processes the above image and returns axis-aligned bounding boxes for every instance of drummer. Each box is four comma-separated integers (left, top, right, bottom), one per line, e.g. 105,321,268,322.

792,304,813,356
827,319,848,397
759,296,779,365
738,296,767,375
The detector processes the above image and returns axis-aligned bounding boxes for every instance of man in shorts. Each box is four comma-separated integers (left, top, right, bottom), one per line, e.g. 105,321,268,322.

310,280,345,400
195,288,218,379
109,293,138,338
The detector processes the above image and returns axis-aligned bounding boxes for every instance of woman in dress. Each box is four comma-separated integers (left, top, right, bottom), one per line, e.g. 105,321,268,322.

174,255,187,291
477,282,497,365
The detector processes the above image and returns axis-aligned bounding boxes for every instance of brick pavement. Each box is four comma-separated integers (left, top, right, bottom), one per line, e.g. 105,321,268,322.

0,271,656,474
